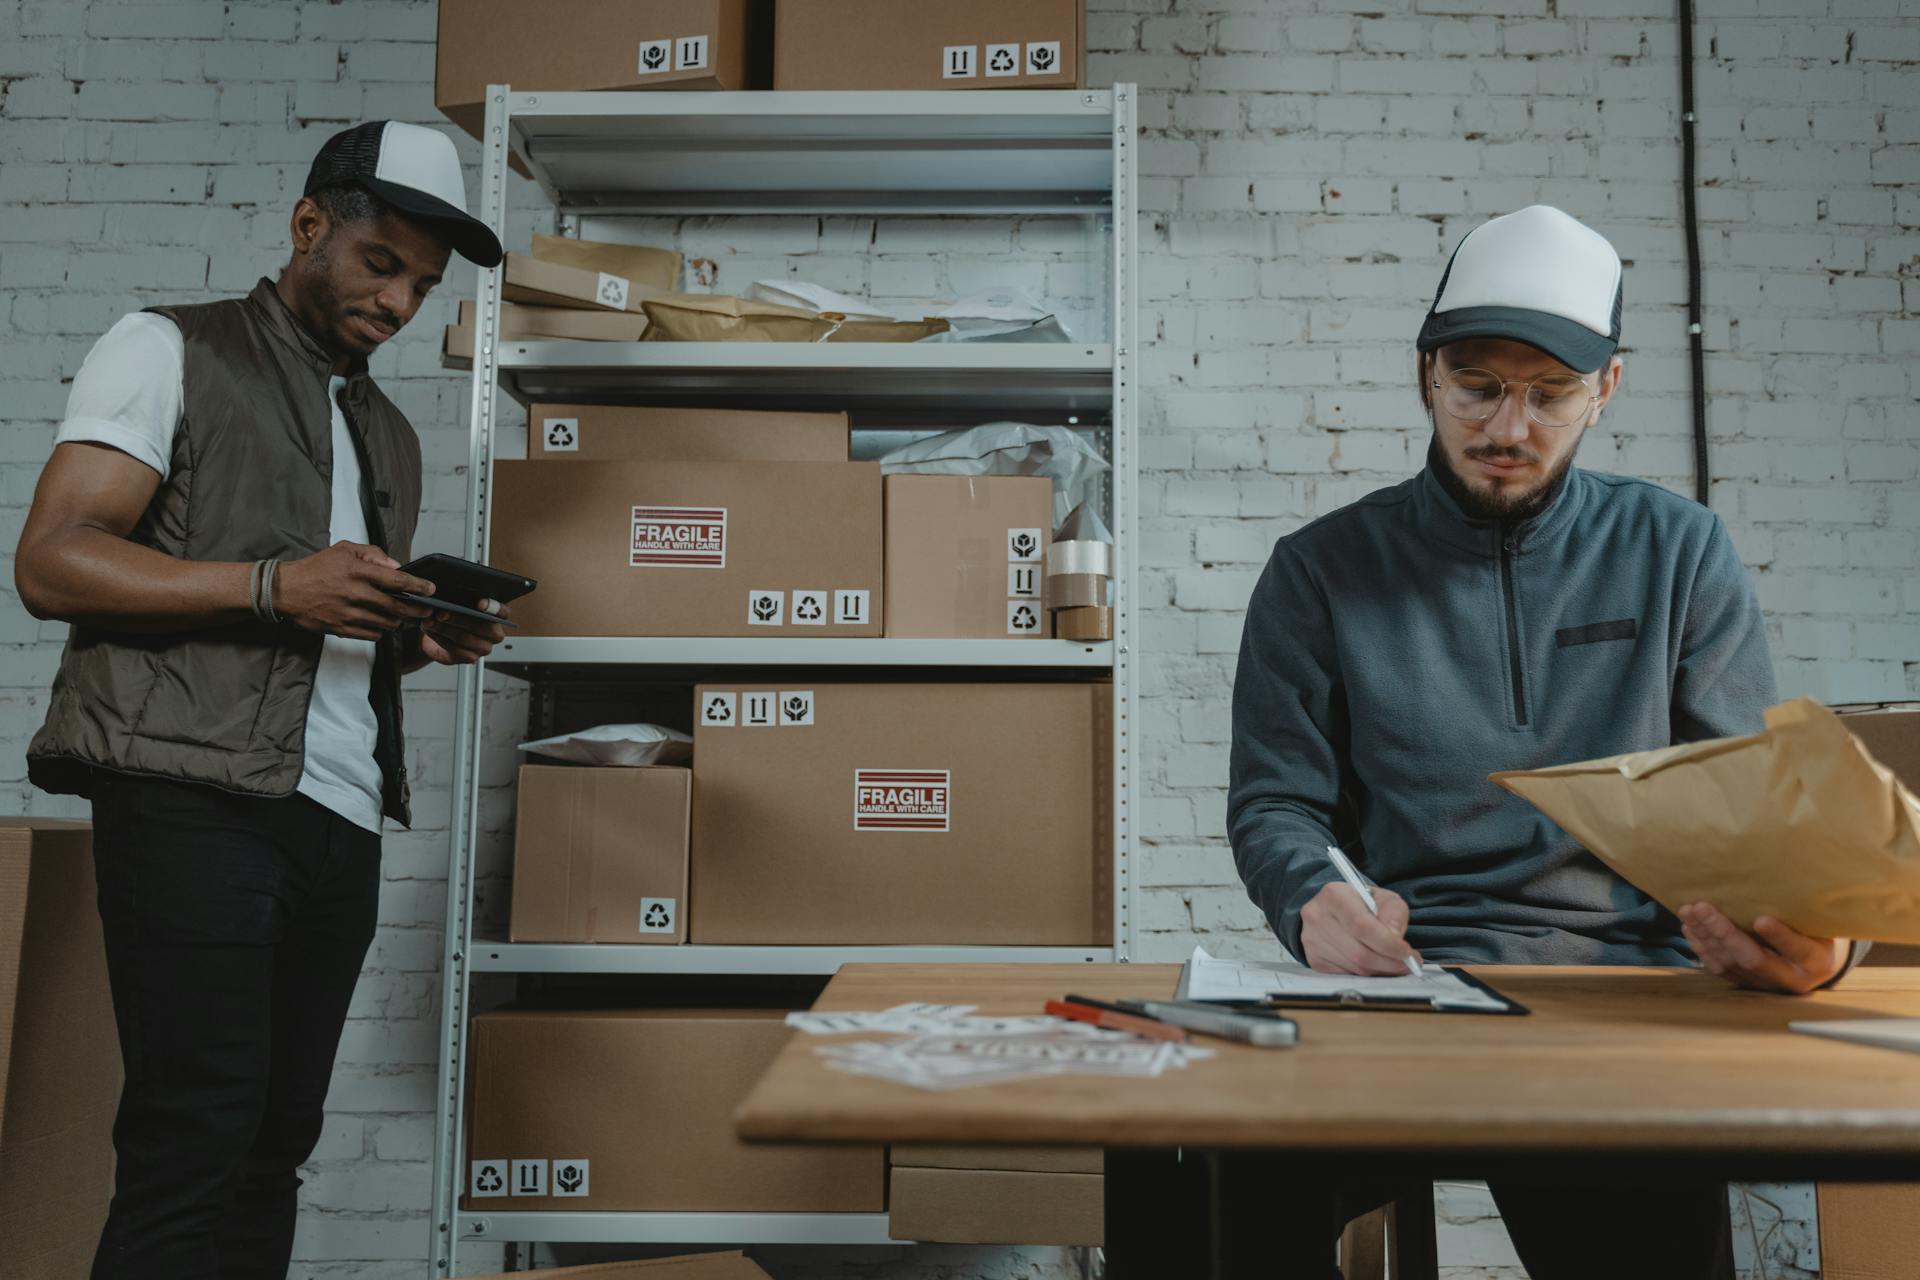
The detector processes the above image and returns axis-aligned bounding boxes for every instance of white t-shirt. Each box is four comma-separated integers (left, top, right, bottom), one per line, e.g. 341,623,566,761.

56,312,387,833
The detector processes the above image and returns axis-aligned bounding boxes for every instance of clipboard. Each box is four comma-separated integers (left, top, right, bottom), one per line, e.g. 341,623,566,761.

1176,952,1529,1017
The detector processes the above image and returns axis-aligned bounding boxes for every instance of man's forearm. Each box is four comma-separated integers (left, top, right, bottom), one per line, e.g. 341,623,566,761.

18,525,257,633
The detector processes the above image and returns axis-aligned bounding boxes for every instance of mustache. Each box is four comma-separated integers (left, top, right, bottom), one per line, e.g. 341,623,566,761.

351,309,401,333
1465,444,1540,464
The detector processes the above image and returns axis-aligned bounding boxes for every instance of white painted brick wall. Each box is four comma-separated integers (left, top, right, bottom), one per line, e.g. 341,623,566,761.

1,1,1913,1277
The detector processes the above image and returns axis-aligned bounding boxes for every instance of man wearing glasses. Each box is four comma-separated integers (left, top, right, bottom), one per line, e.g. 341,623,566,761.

1225,206,1848,1277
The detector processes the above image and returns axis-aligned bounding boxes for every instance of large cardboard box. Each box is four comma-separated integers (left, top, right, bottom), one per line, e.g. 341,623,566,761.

529,404,849,462
1842,704,1920,967
511,765,690,944
1819,1184,1920,1280
465,1007,883,1212
469,1254,771,1280
883,475,1052,639
888,1167,1103,1245
469,1255,771,1280
690,682,1111,944
490,460,883,637
774,0,1085,91
437,0,765,140
0,819,120,1278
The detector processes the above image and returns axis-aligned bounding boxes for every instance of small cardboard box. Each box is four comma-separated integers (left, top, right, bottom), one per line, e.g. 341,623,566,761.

501,253,664,314
892,1144,1102,1174
883,475,1052,639
465,1007,884,1212
0,820,120,1277
468,1254,771,1280
774,0,1085,91
437,0,764,140
510,765,691,944
490,460,883,638
888,1167,1103,1246
690,681,1111,944
529,404,849,462
443,301,649,364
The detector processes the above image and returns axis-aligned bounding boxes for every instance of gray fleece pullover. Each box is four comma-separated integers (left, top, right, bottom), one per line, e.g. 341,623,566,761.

1228,457,1778,966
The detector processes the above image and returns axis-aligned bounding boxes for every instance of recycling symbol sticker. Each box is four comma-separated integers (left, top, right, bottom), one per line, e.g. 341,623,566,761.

701,692,737,727
792,589,828,626
471,1160,507,1197
779,690,815,726
1008,602,1042,635
986,43,1019,76
552,1160,590,1197
639,897,677,933
542,417,578,452
594,271,630,310
1026,41,1060,75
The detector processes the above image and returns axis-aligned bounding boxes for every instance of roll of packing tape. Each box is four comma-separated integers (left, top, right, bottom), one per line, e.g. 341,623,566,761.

1047,539,1112,578
1056,606,1113,642
1047,572,1109,610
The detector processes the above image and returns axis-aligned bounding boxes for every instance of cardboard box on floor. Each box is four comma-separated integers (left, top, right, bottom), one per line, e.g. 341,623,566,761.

690,681,1111,944
774,0,1085,91
884,475,1053,639
0,819,120,1278
490,460,883,637
529,404,848,462
437,0,766,140
1818,703,1920,1275
889,1167,1103,1246
511,765,690,944
468,1255,771,1280
465,1007,883,1212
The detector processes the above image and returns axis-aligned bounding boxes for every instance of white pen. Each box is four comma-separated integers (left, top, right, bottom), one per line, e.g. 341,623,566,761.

1325,844,1423,979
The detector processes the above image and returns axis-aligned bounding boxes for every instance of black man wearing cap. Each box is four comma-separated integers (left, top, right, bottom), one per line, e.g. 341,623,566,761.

1222,206,1856,1278
16,121,506,1279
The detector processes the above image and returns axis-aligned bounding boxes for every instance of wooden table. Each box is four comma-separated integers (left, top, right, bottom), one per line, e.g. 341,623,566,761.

738,964,1920,1275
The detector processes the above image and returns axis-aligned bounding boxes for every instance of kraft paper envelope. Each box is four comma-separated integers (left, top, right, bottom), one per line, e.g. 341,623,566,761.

1491,698,1920,943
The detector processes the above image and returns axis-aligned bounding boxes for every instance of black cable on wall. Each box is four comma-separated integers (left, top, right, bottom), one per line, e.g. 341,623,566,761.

1679,0,1711,506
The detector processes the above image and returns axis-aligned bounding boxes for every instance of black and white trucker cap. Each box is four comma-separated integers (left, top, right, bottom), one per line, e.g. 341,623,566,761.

1415,205,1623,374
304,120,502,267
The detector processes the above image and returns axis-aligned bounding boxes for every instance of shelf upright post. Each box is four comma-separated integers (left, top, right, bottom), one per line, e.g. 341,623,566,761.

429,82,514,1279
1110,85,1138,961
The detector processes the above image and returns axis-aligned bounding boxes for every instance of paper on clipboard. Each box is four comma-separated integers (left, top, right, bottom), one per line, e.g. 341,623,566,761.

1180,947,1510,1012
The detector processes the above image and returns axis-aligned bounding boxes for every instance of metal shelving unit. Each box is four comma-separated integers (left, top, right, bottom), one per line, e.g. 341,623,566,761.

431,87,1138,1274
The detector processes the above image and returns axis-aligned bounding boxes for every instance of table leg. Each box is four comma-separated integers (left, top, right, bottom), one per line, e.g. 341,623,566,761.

1104,1147,1212,1279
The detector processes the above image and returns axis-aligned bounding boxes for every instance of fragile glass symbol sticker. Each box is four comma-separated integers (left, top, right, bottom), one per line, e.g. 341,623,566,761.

511,1159,548,1197
552,1160,590,1197
638,39,671,73
942,45,977,78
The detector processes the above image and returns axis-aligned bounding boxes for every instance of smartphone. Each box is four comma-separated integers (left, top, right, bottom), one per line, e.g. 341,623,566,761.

394,553,536,628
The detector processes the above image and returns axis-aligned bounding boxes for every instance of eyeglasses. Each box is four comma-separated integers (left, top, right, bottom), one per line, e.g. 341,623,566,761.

1432,367,1596,428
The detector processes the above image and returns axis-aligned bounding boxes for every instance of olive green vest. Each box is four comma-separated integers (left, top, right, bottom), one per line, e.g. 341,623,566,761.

28,279,423,827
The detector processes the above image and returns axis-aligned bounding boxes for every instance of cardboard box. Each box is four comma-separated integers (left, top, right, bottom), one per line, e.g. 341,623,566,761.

1840,705,1920,966
443,301,650,365
888,1167,1103,1246
883,475,1053,639
529,404,848,462
530,233,681,294
774,0,1085,91
892,1144,1102,1174
465,1007,884,1212
1819,1184,1920,1280
501,253,664,314
490,460,883,638
690,681,1111,944
437,0,764,140
0,819,120,1278
468,1254,771,1280
511,765,691,944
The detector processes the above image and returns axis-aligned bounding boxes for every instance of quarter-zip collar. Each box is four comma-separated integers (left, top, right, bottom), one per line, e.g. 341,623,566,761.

1414,437,1586,558
245,277,374,398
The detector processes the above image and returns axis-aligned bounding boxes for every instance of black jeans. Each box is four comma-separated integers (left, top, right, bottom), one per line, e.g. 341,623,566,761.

1106,1151,1735,1279
88,772,381,1280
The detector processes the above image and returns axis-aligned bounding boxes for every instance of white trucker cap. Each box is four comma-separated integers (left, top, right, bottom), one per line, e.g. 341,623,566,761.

303,120,502,267
1416,205,1623,374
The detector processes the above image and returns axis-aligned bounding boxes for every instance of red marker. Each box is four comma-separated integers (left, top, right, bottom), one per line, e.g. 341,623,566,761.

1044,998,1189,1042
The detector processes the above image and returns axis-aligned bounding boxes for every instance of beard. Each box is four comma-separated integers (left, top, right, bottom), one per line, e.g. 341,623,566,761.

1428,431,1583,524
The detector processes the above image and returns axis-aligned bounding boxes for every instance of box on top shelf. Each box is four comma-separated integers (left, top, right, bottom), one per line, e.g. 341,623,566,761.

773,0,1086,91
510,764,690,944
436,0,768,140
490,460,883,638
883,475,1053,639
690,681,1111,944
528,404,849,462
465,1006,885,1212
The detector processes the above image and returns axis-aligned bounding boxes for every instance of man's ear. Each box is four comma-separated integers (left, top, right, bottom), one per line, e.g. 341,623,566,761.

288,196,328,259
1590,356,1624,422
